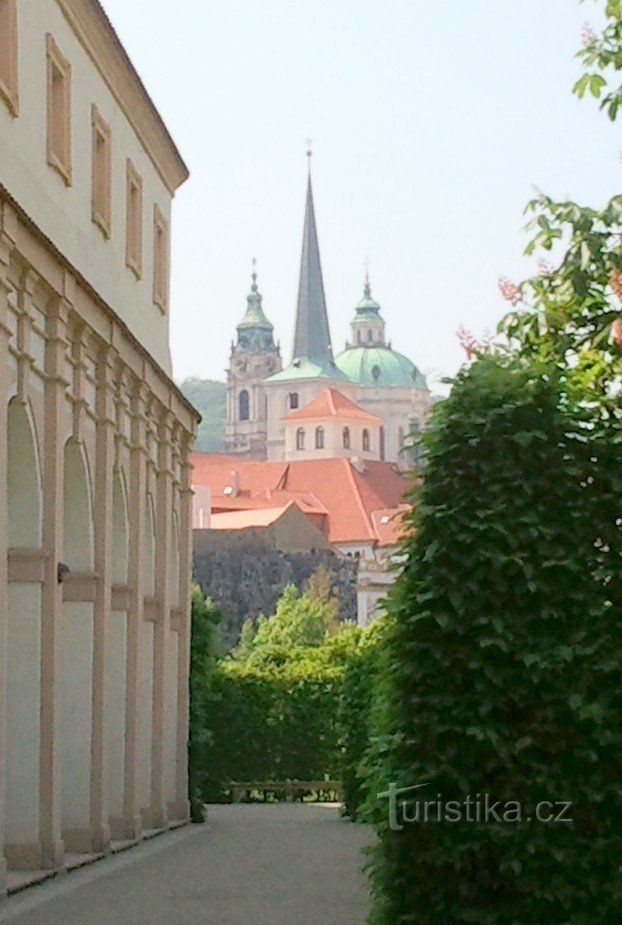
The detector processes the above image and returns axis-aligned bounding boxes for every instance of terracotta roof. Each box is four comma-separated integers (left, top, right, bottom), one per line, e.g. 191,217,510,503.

371,506,410,547
191,453,411,545
284,388,381,423
209,503,296,530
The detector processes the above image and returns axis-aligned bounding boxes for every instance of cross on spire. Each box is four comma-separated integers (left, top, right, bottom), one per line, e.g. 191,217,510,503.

364,257,372,298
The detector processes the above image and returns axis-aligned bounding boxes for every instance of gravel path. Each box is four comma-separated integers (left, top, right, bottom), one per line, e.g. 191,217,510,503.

0,804,372,925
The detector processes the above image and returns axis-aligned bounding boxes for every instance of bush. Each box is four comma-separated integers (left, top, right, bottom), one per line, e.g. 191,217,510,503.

196,576,367,801
366,358,622,924
188,586,222,821
339,616,389,820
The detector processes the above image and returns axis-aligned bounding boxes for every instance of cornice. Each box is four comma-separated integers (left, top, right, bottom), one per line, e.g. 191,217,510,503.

55,0,189,195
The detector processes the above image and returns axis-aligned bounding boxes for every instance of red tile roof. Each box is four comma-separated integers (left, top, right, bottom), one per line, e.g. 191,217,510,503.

371,505,410,547
283,388,381,423
191,453,412,545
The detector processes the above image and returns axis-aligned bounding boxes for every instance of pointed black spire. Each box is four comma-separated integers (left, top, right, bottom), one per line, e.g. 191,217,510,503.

292,170,335,370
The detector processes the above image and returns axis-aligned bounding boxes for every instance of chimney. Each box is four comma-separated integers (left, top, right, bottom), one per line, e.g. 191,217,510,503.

230,470,239,498
192,484,212,530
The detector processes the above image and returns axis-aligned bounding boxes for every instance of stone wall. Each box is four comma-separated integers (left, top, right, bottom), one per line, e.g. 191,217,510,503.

192,546,359,648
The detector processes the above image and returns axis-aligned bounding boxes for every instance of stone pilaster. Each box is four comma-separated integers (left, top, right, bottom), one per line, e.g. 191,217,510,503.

0,231,14,894
149,409,174,828
89,344,115,853
122,379,148,840
39,279,71,869
171,437,194,821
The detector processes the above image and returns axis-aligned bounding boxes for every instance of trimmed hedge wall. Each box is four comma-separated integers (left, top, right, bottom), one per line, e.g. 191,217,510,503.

200,661,344,800
365,359,622,924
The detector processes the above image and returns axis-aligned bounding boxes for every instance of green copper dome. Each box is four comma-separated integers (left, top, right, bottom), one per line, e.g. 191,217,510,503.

237,273,274,332
335,345,427,389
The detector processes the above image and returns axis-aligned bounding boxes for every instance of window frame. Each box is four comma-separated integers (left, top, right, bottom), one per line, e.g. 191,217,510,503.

296,428,305,451
362,428,370,452
343,426,350,450
239,389,250,422
46,33,72,186
0,0,18,116
152,203,170,313
91,104,111,238
125,158,143,279
315,426,324,450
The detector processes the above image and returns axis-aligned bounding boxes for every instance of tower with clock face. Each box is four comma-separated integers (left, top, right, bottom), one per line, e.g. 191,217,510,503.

223,266,282,457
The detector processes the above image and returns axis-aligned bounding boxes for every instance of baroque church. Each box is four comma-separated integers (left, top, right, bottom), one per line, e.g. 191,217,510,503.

223,166,431,468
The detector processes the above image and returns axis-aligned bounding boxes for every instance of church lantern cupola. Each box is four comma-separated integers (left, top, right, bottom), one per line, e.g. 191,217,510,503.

224,262,282,458
349,267,386,348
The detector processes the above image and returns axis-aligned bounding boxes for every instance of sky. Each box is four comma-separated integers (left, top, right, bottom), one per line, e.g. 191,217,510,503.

101,0,617,390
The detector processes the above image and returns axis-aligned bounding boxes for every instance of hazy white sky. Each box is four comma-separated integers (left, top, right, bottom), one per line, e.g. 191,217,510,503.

101,0,616,388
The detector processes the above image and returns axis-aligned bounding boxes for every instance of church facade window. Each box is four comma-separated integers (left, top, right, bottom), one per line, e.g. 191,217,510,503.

239,389,250,421
315,426,324,449
296,427,305,450
362,429,370,452
343,426,350,449
379,425,385,460
289,392,299,409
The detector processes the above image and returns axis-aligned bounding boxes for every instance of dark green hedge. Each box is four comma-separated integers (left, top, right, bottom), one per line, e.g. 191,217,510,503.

200,661,344,800
339,617,388,819
366,359,622,924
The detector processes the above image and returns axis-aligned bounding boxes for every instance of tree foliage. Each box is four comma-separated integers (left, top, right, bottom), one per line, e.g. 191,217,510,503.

179,377,226,451
194,575,368,801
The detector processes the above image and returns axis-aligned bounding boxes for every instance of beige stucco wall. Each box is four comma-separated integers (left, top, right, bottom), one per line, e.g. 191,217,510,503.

0,165,196,884
283,415,381,462
0,0,183,374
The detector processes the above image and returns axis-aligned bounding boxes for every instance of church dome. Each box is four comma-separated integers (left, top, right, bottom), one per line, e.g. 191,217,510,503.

335,345,427,389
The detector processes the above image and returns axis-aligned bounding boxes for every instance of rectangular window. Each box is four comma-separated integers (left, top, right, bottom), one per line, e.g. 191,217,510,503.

125,159,143,278
152,204,169,312
46,34,71,184
91,105,111,237
0,0,18,115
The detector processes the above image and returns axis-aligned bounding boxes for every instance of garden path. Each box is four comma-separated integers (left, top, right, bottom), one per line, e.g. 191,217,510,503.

0,804,371,925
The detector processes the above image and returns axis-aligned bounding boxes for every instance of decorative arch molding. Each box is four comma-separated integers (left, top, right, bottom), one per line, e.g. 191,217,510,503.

169,511,181,608
7,397,43,550
144,492,156,598
111,468,129,587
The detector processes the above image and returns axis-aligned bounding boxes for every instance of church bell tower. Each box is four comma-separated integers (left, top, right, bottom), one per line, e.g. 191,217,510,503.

223,263,282,458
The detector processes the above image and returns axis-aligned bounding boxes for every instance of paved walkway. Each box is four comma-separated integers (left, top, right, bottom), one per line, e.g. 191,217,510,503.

0,804,372,925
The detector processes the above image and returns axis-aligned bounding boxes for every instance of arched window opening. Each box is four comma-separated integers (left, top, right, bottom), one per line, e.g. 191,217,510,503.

111,470,129,586
367,329,373,342
315,426,324,450
357,330,362,344
343,427,351,449
239,389,250,421
7,399,42,549
63,439,94,572
289,392,299,410
362,429,370,452
379,425,386,461
296,428,305,450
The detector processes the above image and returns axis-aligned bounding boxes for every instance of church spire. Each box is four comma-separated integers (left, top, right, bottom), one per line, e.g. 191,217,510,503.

292,163,335,370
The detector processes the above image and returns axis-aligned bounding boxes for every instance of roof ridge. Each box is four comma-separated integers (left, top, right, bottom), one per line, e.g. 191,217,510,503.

343,458,375,541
